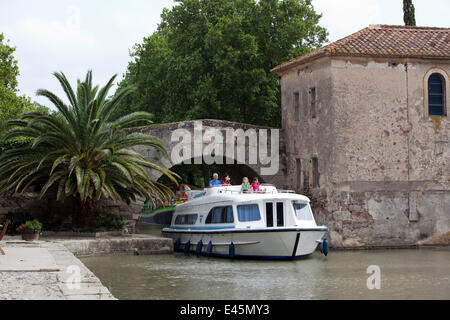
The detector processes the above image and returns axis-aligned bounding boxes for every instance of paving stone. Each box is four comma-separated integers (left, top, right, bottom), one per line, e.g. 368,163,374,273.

0,241,116,300
58,283,111,296
0,248,60,272
66,293,117,300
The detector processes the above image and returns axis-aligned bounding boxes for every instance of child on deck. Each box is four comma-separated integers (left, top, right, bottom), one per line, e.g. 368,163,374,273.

241,177,252,193
251,178,266,193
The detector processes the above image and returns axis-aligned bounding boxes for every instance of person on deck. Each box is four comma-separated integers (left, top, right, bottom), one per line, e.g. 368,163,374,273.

209,173,222,187
251,177,266,193
221,174,232,186
241,177,253,193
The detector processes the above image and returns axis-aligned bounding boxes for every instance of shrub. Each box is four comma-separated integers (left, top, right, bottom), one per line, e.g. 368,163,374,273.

94,212,126,231
16,220,42,233
40,212,126,233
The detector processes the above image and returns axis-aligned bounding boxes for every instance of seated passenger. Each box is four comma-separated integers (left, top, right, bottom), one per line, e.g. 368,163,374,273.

221,174,232,186
241,177,253,193
251,178,266,193
209,173,222,187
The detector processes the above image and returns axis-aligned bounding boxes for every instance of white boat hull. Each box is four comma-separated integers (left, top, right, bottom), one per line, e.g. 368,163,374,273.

162,227,328,260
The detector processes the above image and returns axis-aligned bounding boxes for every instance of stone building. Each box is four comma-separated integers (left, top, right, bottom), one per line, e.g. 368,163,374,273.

272,25,450,247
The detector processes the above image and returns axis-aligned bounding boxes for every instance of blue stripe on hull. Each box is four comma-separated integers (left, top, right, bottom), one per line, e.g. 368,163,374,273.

169,226,235,230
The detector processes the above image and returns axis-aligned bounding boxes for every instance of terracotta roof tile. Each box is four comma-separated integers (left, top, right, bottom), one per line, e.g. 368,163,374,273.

271,25,450,74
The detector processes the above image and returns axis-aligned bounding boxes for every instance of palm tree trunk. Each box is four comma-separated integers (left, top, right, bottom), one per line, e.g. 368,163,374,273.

73,196,95,228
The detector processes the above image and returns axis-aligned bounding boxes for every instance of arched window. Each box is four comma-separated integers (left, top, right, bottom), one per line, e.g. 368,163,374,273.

428,73,445,116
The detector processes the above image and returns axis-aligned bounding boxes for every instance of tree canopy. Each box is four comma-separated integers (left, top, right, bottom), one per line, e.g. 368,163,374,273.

0,33,48,137
115,0,328,127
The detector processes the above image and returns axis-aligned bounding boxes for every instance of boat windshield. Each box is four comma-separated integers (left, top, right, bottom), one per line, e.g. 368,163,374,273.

292,202,313,221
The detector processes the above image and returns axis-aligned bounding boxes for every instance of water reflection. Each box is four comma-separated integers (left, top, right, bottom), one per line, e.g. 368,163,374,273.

81,228,449,300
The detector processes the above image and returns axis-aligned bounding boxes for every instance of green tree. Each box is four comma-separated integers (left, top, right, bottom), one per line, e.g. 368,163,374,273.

403,0,416,26
0,33,48,136
0,71,179,227
0,33,19,90
116,0,327,127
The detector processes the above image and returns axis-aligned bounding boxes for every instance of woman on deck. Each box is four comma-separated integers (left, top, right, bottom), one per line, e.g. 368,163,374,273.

221,174,232,186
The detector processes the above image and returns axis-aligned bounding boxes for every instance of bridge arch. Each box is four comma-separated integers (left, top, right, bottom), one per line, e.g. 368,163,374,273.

156,155,265,188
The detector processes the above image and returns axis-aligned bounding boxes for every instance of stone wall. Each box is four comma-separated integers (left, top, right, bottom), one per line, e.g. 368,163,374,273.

279,55,450,248
280,57,336,193
0,193,70,222
0,193,143,232
311,189,449,248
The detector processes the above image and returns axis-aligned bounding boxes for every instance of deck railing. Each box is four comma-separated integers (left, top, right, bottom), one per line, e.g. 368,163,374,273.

182,185,296,199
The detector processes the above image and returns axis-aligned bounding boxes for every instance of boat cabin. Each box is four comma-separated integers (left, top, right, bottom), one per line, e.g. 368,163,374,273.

170,186,318,230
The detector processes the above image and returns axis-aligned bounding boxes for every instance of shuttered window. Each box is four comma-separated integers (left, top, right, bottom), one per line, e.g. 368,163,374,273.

312,157,320,188
310,88,317,118
294,92,300,121
296,159,302,190
428,74,445,116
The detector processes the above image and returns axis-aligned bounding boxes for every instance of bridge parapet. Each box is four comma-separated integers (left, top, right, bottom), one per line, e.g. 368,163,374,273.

134,119,287,188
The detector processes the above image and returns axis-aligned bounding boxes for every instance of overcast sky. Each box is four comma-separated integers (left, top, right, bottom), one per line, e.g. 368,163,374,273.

1,0,449,108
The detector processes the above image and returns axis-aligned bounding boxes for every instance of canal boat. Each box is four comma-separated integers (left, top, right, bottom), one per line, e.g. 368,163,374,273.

162,185,329,260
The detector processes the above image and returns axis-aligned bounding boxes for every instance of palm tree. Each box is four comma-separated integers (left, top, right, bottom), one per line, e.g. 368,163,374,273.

0,71,179,228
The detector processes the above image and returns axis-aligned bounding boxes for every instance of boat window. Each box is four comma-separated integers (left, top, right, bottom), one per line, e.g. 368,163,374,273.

266,203,274,227
237,204,261,222
174,214,198,225
293,202,313,221
206,206,234,224
277,202,284,227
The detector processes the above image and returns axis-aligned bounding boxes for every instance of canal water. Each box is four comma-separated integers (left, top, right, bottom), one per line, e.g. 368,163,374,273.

81,225,450,300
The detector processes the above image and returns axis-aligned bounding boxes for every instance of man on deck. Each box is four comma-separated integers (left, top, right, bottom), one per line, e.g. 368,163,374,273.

209,173,222,187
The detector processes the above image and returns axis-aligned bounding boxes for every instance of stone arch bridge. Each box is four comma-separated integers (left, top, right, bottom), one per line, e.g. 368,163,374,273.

133,119,287,188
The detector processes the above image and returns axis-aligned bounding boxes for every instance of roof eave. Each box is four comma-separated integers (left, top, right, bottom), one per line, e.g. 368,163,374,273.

271,53,450,75
270,52,329,75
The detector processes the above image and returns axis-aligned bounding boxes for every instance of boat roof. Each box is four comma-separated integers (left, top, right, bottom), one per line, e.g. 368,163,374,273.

178,185,311,209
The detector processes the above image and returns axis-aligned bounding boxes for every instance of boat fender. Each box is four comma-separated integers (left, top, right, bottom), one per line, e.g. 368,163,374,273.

229,242,235,259
196,240,203,255
184,240,191,255
318,240,329,256
206,241,213,256
323,239,329,256
318,241,323,253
